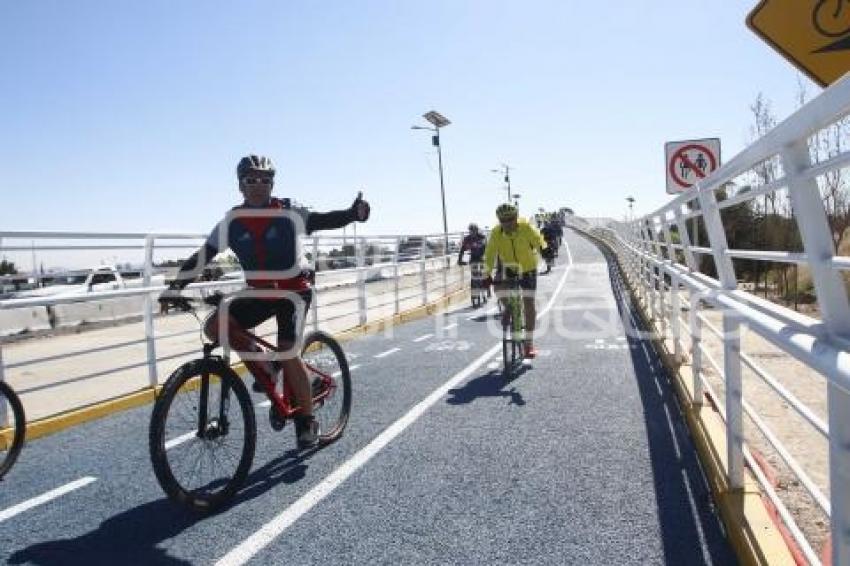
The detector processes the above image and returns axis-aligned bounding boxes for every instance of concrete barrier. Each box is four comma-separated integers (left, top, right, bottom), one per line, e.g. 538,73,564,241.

53,296,147,327
0,307,52,336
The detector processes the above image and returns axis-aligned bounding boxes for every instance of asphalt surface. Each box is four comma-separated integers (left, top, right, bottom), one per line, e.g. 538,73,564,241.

0,230,737,565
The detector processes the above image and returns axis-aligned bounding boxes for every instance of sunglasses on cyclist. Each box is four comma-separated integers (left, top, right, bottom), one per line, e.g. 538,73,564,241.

241,177,274,186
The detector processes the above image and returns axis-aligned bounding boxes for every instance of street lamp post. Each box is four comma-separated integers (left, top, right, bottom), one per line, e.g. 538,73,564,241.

626,196,635,222
412,110,451,258
491,164,512,202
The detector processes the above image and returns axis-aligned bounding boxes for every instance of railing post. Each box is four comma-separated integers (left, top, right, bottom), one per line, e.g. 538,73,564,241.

393,237,401,315
419,239,427,306
696,188,737,289
0,340,8,429
671,272,682,362
357,237,367,326
783,140,850,566
646,218,660,321
697,185,743,489
143,235,158,388
673,205,698,272
442,239,449,296
723,312,745,489
689,292,704,407
311,236,319,330
0,236,5,428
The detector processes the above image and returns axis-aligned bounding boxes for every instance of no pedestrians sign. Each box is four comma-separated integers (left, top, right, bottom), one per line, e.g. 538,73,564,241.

665,138,721,194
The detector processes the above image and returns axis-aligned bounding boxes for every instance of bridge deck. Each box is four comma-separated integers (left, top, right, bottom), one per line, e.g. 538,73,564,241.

0,230,736,565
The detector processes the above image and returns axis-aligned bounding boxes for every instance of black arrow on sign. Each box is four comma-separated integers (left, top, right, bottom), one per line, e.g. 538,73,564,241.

814,34,850,52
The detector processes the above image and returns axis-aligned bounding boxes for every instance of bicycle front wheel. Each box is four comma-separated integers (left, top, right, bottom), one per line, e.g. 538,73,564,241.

303,331,351,445
149,358,256,513
0,381,25,480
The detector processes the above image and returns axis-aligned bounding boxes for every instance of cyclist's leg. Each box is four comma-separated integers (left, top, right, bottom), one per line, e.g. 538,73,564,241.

521,272,538,355
494,274,510,325
275,290,313,418
204,297,277,385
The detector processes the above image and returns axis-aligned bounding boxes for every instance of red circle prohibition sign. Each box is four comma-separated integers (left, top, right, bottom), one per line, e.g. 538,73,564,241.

669,144,717,188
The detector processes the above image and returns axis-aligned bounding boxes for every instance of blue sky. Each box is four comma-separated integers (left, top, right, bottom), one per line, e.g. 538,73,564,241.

0,1,819,268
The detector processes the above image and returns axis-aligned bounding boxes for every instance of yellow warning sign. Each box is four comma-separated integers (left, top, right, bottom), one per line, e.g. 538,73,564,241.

748,1,850,87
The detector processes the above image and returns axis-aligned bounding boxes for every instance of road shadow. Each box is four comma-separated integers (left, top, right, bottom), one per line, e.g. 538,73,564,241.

591,239,737,566
446,364,530,406
7,498,199,566
6,446,318,565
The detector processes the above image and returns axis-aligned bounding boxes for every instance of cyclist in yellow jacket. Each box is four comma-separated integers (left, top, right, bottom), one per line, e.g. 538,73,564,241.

483,203,546,358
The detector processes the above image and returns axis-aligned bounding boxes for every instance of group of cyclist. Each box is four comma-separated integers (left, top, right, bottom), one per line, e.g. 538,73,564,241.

159,153,563,448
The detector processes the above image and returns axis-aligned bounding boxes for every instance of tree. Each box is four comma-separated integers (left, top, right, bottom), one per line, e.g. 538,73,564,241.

0,258,18,276
798,76,850,250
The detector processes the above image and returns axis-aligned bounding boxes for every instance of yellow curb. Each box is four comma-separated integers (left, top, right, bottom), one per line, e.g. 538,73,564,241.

580,229,796,566
10,287,470,443
3,387,161,446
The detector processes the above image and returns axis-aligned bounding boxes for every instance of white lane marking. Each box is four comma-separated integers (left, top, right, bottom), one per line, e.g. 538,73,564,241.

165,431,198,449
564,239,574,266
214,342,503,566
412,333,434,343
214,255,574,566
0,477,97,524
443,323,458,330
374,347,401,359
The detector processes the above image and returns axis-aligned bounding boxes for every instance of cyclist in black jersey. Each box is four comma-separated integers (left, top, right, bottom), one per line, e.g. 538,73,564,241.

160,155,370,448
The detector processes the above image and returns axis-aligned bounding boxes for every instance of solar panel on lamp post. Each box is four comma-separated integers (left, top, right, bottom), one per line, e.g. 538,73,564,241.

412,110,451,260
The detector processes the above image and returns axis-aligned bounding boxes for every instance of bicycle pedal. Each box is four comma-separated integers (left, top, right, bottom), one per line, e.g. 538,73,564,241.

268,406,287,431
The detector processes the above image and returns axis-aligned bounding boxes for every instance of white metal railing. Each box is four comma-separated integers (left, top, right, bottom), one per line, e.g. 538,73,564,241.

0,230,468,422
567,73,850,566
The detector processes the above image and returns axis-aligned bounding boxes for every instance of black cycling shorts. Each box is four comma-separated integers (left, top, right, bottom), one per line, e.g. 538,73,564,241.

495,269,537,291
225,290,313,343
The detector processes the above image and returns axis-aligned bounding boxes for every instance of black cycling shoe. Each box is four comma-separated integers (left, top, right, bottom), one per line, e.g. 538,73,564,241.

295,415,320,449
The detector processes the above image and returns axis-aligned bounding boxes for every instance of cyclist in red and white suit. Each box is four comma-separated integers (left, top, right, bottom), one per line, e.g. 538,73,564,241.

160,155,369,448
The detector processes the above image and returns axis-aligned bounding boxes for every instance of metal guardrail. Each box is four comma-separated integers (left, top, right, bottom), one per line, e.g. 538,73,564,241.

0,231,468,422
569,74,850,566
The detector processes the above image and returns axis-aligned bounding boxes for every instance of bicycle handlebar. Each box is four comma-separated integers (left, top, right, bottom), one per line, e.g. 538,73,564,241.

160,291,224,312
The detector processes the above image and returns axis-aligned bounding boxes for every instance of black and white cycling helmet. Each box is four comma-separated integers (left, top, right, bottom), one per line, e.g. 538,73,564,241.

237,155,276,180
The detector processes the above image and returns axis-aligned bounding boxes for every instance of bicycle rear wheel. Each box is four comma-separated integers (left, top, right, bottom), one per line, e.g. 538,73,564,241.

0,381,25,480
302,331,351,445
149,358,256,513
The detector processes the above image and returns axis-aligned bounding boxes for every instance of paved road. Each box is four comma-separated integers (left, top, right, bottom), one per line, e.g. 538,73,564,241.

0,230,736,565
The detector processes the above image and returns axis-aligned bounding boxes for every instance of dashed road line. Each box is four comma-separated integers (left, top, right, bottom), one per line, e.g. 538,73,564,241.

374,347,401,359
443,323,458,330
0,477,97,524
412,333,433,343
